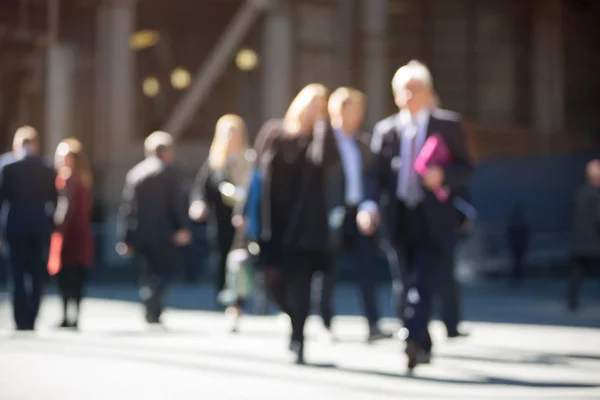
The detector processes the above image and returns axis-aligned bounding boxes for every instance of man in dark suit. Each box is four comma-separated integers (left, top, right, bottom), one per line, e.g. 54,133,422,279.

358,60,474,370
568,159,600,311
320,87,391,342
116,131,190,324
0,126,58,331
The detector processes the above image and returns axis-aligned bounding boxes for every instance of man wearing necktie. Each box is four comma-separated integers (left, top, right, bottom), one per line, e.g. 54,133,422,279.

320,87,391,342
358,61,474,370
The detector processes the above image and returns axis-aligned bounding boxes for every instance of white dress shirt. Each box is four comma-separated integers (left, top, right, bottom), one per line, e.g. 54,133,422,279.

396,108,430,202
333,129,363,205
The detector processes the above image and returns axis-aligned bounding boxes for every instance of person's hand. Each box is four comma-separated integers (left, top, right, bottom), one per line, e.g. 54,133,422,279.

189,200,208,222
422,166,444,191
357,210,379,236
231,215,246,230
173,229,191,246
116,242,133,257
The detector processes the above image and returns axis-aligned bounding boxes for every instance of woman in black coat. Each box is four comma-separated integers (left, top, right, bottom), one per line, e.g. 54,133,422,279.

236,83,332,364
189,114,251,326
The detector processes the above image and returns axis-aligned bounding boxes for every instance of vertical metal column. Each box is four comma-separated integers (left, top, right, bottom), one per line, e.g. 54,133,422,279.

164,0,270,137
362,0,389,129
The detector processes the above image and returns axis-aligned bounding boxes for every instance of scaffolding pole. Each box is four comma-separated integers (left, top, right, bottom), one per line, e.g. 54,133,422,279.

163,0,272,137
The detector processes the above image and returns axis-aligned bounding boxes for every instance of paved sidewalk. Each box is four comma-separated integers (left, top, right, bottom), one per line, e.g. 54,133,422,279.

0,280,599,399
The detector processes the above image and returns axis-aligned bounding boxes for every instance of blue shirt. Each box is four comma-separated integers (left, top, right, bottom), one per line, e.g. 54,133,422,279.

333,129,363,205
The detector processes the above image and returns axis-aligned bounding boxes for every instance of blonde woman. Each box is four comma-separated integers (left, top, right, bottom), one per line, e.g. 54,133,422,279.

235,83,332,364
189,114,251,314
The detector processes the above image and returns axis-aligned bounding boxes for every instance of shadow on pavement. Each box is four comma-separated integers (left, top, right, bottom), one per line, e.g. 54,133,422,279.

18,335,599,391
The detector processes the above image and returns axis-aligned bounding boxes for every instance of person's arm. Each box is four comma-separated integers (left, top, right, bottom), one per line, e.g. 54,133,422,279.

189,162,211,205
116,172,136,248
188,162,212,222
169,167,189,234
360,122,389,213
442,119,474,191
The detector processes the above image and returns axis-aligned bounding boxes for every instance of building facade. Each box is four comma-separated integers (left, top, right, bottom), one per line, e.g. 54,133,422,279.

0,0,599,266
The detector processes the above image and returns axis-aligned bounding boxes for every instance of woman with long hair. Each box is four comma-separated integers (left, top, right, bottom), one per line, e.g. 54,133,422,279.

236,83,332,364
50,138,94,329
189,114,252,327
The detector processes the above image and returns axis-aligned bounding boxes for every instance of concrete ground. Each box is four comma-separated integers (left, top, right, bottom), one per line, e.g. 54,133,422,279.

0,279,599,400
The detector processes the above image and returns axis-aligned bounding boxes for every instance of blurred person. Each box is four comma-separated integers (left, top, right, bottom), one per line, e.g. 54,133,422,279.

0,126,58,331
189,114,252,328
116,131,190,324
319,87,391,342
567,159,600,311
235,83,332,364
48,138,94,329
507,203,530,282
358,60,474,370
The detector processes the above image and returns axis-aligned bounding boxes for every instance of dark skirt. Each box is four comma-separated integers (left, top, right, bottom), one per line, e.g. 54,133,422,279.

57,266,87,300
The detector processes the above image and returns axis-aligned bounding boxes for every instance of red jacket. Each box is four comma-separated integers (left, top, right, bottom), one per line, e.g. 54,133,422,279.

49,175,94,271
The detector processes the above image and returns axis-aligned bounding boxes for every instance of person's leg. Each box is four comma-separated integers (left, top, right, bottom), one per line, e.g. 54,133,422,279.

319,264,336,331
4,237,29,330
26,236,49,330
436,241,462,337
356,233,385,338
262,266,289,315
216,225,235,298
73,268,87,327
149,243,178,322
403,245,433,371
57,268,72,327
286,265,313,364
567,257,585,311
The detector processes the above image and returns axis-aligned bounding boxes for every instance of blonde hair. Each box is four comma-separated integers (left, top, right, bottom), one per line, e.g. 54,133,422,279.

56,137,93,189
208,114,249,170
328,87,365,116
13,125,38,150
391,60,433,94
283,83,329,134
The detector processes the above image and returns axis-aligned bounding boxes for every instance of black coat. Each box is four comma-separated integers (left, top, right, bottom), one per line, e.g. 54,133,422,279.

117,156,187,247
0,154,57,238
368,108,474,245
240,119,333,254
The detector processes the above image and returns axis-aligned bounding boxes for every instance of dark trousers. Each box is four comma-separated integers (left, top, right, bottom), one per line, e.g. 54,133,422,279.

137,242,178,321
434,241,460,335
510,247,526,281
58,266,87,302
4,234,49,330
394,202,435,351
388,204,460,347
263,252,327,346
216,221,235,297
567,256,599,309
58,266,87,323
320,207,380,328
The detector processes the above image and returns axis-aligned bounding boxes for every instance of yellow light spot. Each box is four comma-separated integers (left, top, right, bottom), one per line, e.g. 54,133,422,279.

170,67,192,90
142,76,160,98
235,48,259,71
129,30,160,51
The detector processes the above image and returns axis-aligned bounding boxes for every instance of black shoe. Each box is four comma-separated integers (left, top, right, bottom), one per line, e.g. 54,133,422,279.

447,330,469,339
405,340,420,371
16,325,34,332
145,312,162,324
367,327,393,343
57,320,71,329
290,340,305,365
417,350,431,364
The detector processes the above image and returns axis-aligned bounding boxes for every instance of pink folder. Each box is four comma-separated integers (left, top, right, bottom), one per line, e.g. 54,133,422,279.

414,134,452,202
